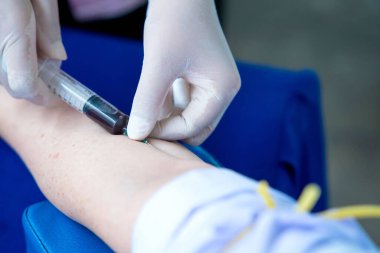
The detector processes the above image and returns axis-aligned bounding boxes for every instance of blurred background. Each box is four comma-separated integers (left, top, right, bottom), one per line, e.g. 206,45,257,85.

59,0,380,244
223,0,380,243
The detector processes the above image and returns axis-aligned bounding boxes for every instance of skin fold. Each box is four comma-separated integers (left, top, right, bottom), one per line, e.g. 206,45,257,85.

0,87,213,252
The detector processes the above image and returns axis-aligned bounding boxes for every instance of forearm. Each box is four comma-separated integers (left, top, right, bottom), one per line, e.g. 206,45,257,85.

0,87,210,252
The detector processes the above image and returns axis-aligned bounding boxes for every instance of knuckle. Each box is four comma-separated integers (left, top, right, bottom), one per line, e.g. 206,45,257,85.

180,113,205,137
184,125,213,146
213,71,241,103
223,71,241,94
183,118,199,136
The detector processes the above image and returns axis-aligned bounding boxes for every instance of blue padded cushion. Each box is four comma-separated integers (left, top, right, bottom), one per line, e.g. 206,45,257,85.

23,202,113,253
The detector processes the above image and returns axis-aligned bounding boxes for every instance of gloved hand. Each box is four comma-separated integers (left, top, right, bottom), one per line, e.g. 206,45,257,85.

0,0,66,105
128,0,241,145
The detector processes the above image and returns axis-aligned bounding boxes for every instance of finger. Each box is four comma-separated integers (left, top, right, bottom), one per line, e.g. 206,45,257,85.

172,78,190,110
157,87,174,120
127,59,175,140
1,0,39,99
183,118,220,146
158,87,187,120
183,126,214,146
151,84,231,142
182,104,224,146
32,0,67,60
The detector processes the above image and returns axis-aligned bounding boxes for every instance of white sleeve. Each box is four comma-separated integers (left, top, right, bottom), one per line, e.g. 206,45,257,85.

131,168,379,253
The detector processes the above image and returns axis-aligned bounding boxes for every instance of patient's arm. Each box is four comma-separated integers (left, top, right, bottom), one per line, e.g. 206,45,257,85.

0,87,213,252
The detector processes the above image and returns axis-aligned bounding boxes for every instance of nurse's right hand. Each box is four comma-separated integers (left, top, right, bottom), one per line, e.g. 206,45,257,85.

0,0,66,105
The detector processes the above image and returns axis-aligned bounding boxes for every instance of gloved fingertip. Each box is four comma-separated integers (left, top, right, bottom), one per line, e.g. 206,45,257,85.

52,41,67,60
127,115,155,140
42,40,67,61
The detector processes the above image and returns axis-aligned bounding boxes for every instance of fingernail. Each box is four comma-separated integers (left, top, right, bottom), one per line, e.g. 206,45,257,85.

127,115,155,140
43,40,67,61
52,41,67,60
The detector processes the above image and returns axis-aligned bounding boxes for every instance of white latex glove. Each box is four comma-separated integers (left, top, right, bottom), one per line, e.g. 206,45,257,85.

0,0,66,105
128,0,241,145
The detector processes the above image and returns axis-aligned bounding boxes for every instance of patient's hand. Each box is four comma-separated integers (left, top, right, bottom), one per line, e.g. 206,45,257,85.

0,87,213,252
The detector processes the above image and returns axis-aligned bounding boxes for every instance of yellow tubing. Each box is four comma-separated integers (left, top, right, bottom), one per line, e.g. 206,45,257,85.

257,181,276,208
320,205,380,220
296,183,321,213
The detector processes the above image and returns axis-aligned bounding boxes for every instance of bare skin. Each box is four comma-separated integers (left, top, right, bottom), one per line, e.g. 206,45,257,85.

0,87,213,252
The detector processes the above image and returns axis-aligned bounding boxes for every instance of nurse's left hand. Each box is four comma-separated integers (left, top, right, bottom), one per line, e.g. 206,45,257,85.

0,0,66,105
128,0,241,145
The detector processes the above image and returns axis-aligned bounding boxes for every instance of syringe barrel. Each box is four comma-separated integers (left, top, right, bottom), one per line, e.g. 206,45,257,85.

39,60,94,112
39,60,129,135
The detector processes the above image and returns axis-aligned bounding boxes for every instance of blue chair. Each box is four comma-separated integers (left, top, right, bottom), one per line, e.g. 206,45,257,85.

0,28,327,252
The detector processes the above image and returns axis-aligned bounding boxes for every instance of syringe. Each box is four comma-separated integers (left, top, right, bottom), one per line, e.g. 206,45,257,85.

39,60,140,139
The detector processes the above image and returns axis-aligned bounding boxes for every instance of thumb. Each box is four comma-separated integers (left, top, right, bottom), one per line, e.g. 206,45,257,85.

33,0,67,60
128,60,174,140
2,13,39,99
